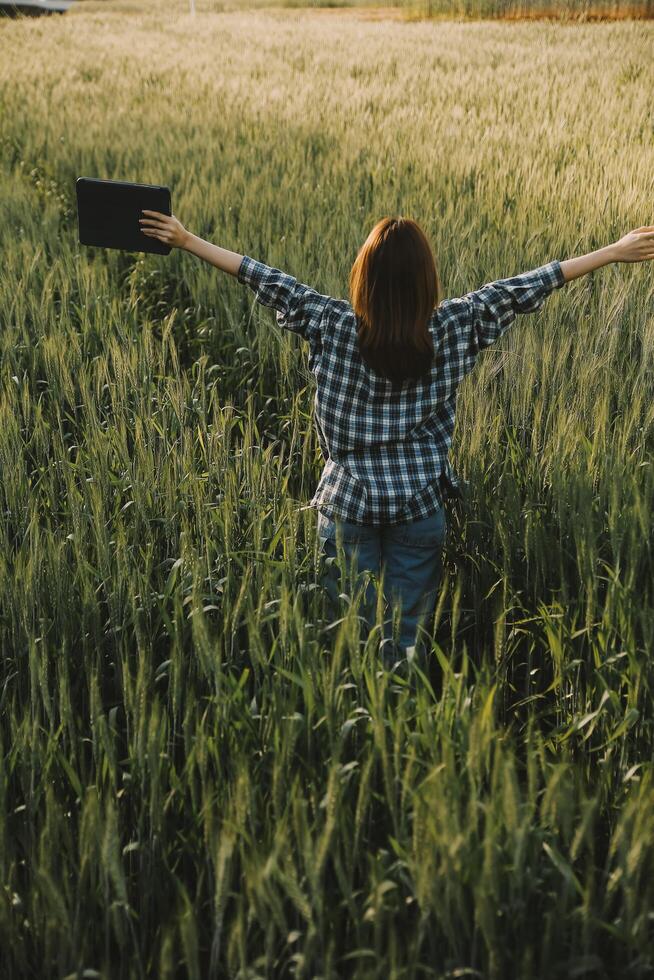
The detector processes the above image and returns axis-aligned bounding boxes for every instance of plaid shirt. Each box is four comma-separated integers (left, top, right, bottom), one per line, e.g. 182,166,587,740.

238,254,566,525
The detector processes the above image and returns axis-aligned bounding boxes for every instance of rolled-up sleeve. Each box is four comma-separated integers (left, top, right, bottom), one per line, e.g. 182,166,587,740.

238,255,330,345
463,259,566,360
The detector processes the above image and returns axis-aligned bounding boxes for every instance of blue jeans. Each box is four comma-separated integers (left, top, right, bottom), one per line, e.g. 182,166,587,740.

316,507,447,652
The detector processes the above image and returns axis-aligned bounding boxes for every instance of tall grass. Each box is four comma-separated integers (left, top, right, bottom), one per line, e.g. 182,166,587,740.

1,3,653,977
402,0,654,22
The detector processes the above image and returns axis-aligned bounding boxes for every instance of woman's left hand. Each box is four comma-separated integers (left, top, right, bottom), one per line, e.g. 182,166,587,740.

139,210,190,249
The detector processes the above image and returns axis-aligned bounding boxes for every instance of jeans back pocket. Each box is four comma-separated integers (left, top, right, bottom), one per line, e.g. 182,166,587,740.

389,508,447,547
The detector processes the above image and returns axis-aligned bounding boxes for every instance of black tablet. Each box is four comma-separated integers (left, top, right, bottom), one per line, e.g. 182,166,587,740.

76,177,172,255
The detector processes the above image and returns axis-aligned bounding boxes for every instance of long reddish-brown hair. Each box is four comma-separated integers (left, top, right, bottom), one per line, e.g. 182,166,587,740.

349,217,441,384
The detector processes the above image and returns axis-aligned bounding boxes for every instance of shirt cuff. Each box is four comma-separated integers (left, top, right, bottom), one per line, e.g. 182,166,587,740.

237,254,262,286
542,259,566,289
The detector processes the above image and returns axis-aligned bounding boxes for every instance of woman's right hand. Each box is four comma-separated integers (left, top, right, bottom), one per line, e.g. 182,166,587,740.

139,210,191,250
612,226,654,263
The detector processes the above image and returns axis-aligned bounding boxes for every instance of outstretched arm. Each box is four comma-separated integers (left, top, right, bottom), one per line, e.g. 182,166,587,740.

459,224,654,363
139,210,243,275
560,225,654,281
139,211,330,344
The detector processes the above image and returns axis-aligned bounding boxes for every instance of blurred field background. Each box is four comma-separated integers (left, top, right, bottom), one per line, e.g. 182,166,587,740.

1,1,654,977
7,0,653,17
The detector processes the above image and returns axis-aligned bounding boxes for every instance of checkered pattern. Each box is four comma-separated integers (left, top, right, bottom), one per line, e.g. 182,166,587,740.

238,254,566,525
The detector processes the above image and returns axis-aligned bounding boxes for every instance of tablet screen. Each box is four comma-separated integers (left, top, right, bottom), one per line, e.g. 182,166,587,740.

76,177,172,255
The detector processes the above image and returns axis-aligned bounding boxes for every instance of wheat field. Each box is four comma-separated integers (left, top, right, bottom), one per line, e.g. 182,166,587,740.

1,2,653,977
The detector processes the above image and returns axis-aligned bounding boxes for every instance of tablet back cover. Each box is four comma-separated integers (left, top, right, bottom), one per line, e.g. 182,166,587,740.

76,177,172,255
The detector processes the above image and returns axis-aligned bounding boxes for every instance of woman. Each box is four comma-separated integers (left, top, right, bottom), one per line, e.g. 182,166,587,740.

140,209,654,665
